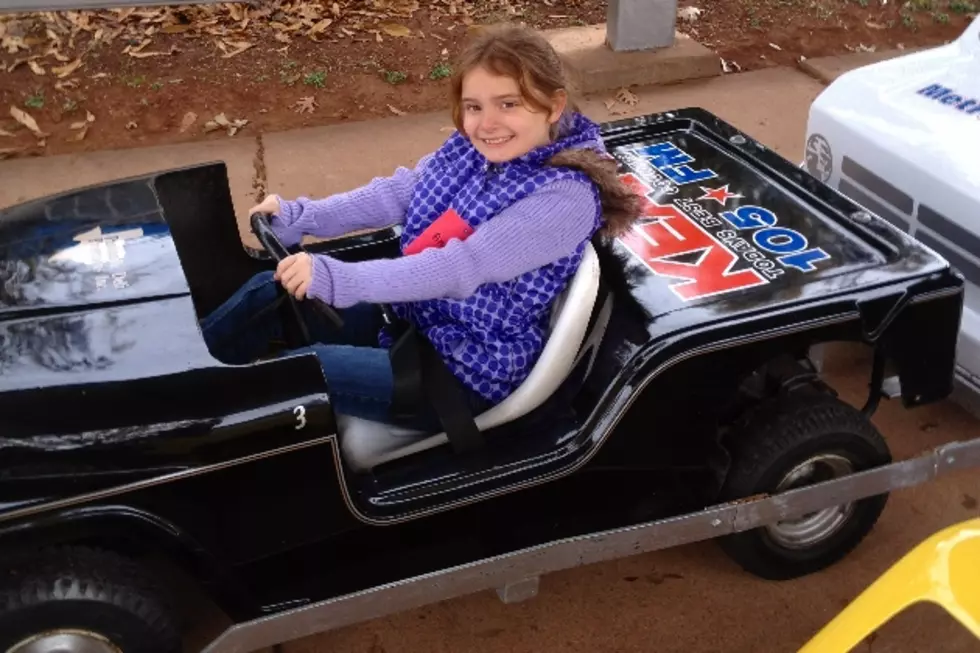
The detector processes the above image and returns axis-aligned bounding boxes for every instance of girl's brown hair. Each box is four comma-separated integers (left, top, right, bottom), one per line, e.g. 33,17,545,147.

450,25,642,237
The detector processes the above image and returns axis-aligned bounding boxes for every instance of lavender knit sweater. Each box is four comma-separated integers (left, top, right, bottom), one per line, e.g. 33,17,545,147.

270,148,598,310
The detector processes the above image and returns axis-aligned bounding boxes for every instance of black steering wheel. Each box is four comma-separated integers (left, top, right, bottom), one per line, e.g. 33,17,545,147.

250,213,345,343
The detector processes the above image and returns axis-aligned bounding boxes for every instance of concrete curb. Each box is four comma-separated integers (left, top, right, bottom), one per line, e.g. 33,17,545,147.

545,24,720,94
799,46,931,84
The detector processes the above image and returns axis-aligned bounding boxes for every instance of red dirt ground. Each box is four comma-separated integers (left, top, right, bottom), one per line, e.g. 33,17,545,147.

0,0,975,160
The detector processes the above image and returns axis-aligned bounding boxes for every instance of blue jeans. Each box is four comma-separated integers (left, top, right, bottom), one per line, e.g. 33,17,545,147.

200,271,490,428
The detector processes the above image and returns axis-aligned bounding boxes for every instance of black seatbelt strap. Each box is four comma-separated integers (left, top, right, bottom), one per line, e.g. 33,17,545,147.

416,335,486,454
387,325,424,421
384,303,485,454
383,304,424,421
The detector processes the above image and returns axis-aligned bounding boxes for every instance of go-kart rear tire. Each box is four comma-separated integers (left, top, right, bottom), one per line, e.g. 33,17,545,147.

0,546,182,653
718,394,891,581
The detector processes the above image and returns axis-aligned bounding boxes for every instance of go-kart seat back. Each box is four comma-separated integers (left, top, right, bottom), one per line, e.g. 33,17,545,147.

338,241,605,472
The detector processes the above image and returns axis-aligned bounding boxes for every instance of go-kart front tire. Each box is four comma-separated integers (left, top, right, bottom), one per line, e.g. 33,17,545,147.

718,394,891,581
0,546,182,653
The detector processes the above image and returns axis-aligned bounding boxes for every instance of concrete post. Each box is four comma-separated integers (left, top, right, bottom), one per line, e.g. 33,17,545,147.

606,0,678,51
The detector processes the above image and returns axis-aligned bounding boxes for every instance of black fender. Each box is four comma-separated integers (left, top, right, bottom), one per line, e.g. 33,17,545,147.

0,504,259,621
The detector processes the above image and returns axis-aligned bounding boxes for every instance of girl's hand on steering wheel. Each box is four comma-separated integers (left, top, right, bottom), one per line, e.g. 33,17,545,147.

276,252,314,300
249,194,281,217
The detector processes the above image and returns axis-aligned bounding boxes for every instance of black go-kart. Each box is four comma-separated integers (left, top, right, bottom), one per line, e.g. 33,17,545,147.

0,108,975,653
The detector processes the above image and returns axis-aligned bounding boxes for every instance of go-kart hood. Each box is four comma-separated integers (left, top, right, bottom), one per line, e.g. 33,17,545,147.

0,174,190,319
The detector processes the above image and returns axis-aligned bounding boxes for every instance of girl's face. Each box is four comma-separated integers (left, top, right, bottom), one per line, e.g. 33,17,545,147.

460,65,566,163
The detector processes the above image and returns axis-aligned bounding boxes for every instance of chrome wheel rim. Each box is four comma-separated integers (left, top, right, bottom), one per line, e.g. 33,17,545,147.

7,630,121,653
765,454,856,550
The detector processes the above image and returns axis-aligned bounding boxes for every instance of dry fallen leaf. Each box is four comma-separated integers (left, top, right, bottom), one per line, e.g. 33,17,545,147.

9,106,48,138
162,24,192,34
69,120,88,129
293,96,317,114
866,20,887,30
768,42,782,51
331,2,341,17
90,72,109,79
615,87,638,106
67,124,88,141
124,38,152,54
603,97,627,116
179,111,197,132
44,46,70,62
297,4,321,20
0,128,14,137
387,104,407,116
52,58,82,78
2,35,28,54
309,19,333,36
677,6,703,22
28,60,46,75
381,23,412,37
128,46,178,58
126,121,138,129
721,58,741,73
204,112,248,136
219,39,253,58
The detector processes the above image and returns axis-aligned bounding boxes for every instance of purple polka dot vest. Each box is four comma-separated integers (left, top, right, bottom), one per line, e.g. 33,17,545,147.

389,112,604,403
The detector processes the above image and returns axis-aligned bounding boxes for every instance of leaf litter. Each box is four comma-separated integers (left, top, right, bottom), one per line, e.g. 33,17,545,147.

293,96,317,114
204,112,248,136
9,105,47,138
2,0,968,161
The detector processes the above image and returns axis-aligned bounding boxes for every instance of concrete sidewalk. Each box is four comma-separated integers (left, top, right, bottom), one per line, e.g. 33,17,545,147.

3,46,917,220
1,65,826,230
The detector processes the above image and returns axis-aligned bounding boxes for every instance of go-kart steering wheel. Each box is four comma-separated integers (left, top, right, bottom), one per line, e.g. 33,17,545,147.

250,213,345,343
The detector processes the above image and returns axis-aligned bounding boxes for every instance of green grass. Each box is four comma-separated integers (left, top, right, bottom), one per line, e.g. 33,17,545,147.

384,70,407,85
303,70,327,88
429,62,452,80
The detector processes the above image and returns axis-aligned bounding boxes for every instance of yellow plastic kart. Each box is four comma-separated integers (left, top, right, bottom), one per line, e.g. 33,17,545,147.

799,517,980,652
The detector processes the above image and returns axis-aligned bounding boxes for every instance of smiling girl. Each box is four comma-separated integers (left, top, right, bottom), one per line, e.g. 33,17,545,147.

201,25,642,426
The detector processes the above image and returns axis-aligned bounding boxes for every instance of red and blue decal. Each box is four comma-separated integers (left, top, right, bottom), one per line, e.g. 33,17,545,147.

718,205,830,273
638,141,718,185
617,141,832,302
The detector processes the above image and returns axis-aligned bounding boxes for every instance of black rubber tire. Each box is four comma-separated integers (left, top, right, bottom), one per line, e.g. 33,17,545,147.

0,546,182,653
718,393,892,581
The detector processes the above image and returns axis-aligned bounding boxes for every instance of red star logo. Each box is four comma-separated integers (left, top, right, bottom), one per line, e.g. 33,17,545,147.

697,184,742,205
